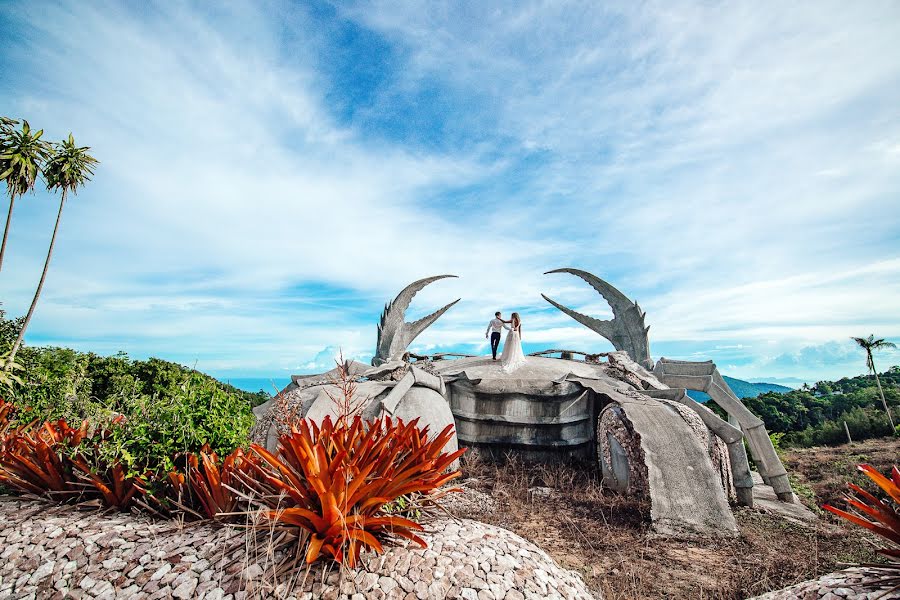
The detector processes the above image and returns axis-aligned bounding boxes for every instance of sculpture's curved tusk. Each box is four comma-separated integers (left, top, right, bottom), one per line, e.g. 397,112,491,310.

543,268,653,369
540,293,617,341
373,275,460,366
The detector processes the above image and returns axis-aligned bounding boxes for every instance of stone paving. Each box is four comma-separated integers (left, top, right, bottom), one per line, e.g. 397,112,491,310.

751,567,899,599
0,496,597,600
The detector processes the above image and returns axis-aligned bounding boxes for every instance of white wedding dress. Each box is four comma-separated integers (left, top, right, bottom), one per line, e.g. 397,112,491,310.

500,324,527,373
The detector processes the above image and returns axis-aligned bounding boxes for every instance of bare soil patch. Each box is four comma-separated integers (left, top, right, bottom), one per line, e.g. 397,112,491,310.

453,440,896,600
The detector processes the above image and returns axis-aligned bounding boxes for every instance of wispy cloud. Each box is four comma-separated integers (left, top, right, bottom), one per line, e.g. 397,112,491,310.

1,1,898,381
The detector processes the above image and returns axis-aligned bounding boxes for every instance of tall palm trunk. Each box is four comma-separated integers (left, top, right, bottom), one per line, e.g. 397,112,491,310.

5,191,66,367
0,194,17,272
869,352,895,430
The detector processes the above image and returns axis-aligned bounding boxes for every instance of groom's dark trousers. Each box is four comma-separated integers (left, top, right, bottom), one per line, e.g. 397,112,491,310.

490,332,501,359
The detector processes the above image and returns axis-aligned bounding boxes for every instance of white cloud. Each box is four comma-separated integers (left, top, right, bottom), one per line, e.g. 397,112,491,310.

1,1,899,381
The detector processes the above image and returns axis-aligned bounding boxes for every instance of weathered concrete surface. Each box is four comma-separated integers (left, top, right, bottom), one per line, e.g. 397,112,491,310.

436,356,604,459
439,357,595,457
654,358,794,502
598,404,648,496
0,496,598,600
250,364,459,463
434,355,608,384
750,472,817,525
609,396,739,537
751,567,899,599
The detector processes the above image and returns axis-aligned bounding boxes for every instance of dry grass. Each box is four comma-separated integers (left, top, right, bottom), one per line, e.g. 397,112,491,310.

781,437,900,508
457,444,888,600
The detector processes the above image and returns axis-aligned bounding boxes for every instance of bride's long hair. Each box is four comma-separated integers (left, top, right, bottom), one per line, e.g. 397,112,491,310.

511,312,521,331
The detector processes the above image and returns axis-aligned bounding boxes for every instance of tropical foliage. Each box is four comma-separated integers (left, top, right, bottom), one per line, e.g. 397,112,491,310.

5,133,99,366
1,379,465,567
0,334,265,475
0,408,86,500
246,415,465,566
744,367,900,447
823,464,900,593
852,335,898,430
184,447,259,520
0,119,51,273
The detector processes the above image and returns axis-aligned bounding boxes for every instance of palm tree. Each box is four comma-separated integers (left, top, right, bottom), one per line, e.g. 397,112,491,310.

4,134,98,367
0,120,51,272
851,334,897,430
0,117,18,135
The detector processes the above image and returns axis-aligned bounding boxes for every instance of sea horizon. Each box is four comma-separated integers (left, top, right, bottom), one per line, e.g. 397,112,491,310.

219,376,292,395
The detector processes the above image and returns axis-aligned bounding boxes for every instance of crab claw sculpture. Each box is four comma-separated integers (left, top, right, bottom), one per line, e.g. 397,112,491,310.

372,274,460,366
542,268,653,369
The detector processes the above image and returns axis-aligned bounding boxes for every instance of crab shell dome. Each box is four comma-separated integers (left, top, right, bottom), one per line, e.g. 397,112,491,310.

249,361,459,464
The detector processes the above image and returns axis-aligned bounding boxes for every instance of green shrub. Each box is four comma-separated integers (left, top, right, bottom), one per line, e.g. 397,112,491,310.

6,346,261,474
93,375,255,475
781,407,895,448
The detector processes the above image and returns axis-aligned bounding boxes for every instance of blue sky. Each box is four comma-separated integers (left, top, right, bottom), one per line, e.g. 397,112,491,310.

1,1,898,387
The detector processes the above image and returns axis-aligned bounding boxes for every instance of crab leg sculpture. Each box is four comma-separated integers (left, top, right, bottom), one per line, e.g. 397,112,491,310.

252,270,801,537
542,268,793,504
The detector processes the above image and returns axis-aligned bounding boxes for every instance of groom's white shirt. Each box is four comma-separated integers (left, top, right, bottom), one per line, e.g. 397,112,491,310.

485,318,508,337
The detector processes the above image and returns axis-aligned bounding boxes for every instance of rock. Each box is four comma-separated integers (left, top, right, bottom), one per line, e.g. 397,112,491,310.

172,578,199,599
102,556,127,571
150,563,171,581
204,588,226,600
0,498,597,600
750,567,894,599
528,487,554,500
380,576,399,595
28,560,55,584
243,563,264,580
78,575,96,591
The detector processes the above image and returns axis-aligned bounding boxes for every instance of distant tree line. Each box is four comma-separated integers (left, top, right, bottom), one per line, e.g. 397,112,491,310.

744,367,900,447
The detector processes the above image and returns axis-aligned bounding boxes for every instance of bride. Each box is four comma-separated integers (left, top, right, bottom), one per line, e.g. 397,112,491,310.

500,312,526,372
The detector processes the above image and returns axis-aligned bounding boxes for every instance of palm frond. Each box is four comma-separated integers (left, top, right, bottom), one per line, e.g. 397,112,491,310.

43,134,99,196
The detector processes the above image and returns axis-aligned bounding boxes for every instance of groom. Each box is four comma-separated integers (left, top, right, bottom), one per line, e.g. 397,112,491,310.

485,311,507,360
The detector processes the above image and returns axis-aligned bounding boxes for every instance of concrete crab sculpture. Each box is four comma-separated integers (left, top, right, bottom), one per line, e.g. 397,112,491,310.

251,270,798,536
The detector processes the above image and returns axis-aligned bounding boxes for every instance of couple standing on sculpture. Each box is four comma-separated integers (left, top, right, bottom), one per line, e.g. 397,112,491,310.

485,311,527,373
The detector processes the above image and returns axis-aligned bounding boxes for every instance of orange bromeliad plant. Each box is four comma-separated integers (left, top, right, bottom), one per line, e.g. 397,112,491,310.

823,464,900,593
0,399,14,438
188,446,259,519
2,394,466,570
0,405,88,499
0,404,142,509
249,415,465,567
69,415,144,510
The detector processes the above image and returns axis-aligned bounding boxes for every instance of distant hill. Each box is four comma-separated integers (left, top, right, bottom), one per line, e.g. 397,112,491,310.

687,376,793,402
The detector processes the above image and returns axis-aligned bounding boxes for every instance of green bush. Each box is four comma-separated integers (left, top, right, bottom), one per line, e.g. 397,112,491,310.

6,346,263,475
781,407,895,448
740,367,899,448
